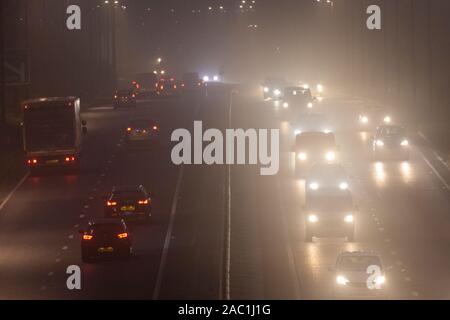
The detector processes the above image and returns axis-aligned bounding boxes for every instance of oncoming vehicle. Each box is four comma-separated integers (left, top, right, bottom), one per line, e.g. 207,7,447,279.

331,251,388,299
358,105,393,130
262,77,288,100
283,86,314,110
104,185,152,223
292,113,333,136
372,125,410,160
22,97,87,174
79,219,133,262
304,193,356,242
305,163,350,198
125,119,161,148
294,132,338,176
113,89,137,108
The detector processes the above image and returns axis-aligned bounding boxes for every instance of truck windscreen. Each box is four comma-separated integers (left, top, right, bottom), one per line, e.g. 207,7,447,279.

24,106,75,152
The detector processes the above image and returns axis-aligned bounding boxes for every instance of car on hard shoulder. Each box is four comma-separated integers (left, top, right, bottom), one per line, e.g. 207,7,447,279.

104,185,152,223
80,218,133,262
113,89,137,108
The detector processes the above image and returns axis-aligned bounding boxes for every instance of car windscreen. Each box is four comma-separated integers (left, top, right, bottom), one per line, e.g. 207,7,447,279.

24,106,75,151
130,120,155,129
117,90,133,96
296,135,335,149
307,195,353,211
113,190,144,199
380,127,406,137
338,256,382,272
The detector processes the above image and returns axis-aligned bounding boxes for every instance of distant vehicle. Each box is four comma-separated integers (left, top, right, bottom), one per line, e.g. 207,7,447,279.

283,86,314,110
181,72,203,90
331,251,387,299
113,89,137,108
262,77,288,100
304,193,356,242
305,163,350,199
156,76,180,97
294,132,338,175
80,219,133,262
104,185,152,223
132,73,159,97
22,97,87,174
125,119,160,148
358,105,393,130
292,113,333,136
372,125,410,160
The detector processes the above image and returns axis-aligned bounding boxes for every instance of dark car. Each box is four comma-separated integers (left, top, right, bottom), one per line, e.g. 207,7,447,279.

156,77,180,97
104,185,152,222
113,89,137,108
125,119,161,148
80,218,133,262
372,125,410,160
304,193,356,242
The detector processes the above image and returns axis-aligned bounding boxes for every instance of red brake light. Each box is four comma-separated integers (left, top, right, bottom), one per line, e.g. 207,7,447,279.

138,199,149,205
118,233,128,239
132,94,136,98
28,159,38,165
107,201,117,206
114,95,118,99
83,234,93,240
152,125,158,131
127,127,132,132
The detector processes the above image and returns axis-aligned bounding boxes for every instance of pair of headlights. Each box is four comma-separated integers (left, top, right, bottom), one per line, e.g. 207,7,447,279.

308,214,354,224
336,275,385,286
297,151,336,162
308,182,348,191
376,140,409,147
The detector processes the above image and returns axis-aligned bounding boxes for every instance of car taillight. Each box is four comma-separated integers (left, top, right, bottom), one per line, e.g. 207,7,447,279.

132,94,136,98
127,127,132,132
138,199,149,205
65,156,76,162
28,159,38,165
114,95,118,99
152,125,158,131
83,235,93,240
118,233,128,239
107,201,117,206
181,83,185,87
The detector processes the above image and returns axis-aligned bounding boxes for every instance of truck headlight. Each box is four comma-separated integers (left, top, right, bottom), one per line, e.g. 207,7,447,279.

339,182,349,190
401,140,409,147
336,275,349,286
298,152,307,161
325,151,336,162
376,140,384,147
383,116,392,124
309,182,319,190
308,215,319,223
344,214,354,223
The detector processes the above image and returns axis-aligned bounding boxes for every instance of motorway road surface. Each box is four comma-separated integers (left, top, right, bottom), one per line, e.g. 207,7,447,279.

0,87,449,299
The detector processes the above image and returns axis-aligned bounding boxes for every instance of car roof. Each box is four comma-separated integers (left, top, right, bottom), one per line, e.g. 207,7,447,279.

112,185,145,193
88,218,126,226
22,97,79,108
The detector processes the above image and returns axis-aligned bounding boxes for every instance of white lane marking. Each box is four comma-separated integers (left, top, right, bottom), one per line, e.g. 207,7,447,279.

68,234,74,240
0,172,29,212
418,131,450,171
152,165,185,300
79,214,85,219
62,246,68,251
222,90,237,300
419,150,450,191
276,180,302,300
